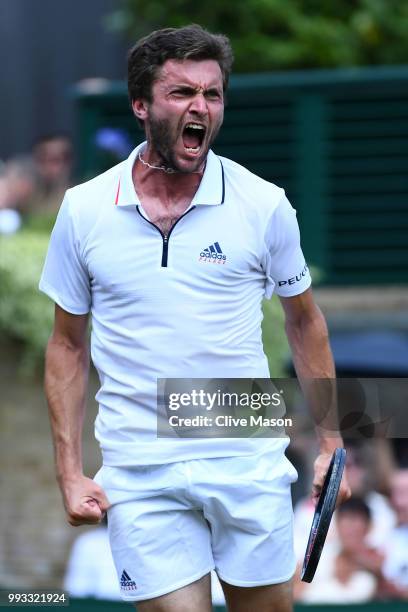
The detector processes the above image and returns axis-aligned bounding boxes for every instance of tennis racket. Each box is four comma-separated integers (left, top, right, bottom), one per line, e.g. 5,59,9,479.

301,447,347,583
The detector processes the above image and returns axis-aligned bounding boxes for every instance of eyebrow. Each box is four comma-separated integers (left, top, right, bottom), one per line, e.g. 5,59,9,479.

169,84,222,94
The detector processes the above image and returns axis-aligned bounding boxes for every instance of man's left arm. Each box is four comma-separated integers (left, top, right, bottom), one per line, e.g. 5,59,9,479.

280,288,351,506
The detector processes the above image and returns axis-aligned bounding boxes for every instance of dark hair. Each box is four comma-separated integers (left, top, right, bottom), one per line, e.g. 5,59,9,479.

33,132,72,149
127,24,233,104
337,497,371,521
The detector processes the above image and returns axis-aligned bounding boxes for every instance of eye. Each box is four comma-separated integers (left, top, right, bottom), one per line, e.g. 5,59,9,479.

170,87,194,98
205,90,223,103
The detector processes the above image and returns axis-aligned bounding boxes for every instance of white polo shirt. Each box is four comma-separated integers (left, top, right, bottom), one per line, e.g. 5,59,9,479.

40,142,311,466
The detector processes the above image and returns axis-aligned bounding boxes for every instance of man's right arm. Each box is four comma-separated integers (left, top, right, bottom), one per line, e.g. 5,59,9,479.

45,304,110,526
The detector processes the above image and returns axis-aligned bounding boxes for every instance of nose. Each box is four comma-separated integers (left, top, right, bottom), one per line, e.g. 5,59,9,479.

189,92,208,116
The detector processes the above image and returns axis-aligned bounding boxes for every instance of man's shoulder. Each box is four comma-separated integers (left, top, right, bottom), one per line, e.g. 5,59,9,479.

66,161,124,209
59,161,126,242
217,154,285,209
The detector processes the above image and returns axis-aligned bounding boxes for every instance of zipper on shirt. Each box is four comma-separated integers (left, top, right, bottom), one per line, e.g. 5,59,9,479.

162,233,169,267
136,206,196,267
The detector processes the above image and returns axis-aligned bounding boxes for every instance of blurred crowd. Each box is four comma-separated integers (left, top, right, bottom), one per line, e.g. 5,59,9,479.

64,440,408,606
293,440,408,604
0,134,73,234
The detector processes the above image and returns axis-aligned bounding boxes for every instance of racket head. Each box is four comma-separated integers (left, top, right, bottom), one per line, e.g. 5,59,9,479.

301,447,347,583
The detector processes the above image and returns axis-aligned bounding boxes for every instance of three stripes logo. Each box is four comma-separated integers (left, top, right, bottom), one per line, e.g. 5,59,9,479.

199,241,227,264
120,569,137,591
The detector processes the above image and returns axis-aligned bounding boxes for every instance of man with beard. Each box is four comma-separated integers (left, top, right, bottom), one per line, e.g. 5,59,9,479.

40,25,349,612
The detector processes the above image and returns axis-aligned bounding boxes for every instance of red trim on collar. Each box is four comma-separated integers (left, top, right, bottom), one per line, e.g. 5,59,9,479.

114,178,121,205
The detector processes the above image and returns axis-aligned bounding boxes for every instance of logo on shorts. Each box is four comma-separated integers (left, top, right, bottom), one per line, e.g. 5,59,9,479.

199,242,227,264
120,569,137,590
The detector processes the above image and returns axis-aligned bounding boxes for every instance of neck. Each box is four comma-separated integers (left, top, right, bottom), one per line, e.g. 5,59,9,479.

133,144,205,206
138,150,176,174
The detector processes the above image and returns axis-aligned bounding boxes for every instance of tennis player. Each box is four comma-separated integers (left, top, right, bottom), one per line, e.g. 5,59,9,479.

40,25,350,612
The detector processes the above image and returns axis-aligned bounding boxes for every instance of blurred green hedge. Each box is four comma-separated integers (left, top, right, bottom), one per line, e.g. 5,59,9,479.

0,228,289,376
0,229,54,375
111,0,408,72
262,297,289,376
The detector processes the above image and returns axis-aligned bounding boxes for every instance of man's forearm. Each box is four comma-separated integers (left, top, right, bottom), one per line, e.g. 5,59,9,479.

285,301,333,379
285,303,343,452
45,336,89,482
281,291,351,504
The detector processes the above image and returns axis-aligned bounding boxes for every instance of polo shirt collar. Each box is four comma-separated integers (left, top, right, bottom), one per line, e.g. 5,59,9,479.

114,141,225,207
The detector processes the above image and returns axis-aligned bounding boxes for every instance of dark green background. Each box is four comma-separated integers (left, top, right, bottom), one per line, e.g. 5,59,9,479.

74,65,408,286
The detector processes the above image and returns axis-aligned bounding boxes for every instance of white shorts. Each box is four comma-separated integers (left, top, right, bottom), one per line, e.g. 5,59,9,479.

94,447,298,602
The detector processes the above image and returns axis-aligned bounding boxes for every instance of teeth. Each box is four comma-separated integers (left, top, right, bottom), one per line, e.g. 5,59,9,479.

185,123,205,130
185,146,200,153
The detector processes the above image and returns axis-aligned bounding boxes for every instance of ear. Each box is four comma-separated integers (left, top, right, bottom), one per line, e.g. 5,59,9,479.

132,99,149,122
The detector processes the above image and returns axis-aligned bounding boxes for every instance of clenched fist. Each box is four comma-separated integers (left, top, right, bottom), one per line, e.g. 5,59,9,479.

60,474,111,526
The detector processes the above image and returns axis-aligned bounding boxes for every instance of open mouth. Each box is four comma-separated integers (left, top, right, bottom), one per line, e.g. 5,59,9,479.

182,123,206,154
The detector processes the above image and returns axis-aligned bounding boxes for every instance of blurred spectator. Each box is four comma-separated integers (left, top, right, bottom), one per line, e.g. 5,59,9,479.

20,133,73,217
293,442,395,561
0,156,37,234
381,469,408,600
63,521,121,601
344,442,396,548
0,207,21,234
295,497,380,603
34,134,72,186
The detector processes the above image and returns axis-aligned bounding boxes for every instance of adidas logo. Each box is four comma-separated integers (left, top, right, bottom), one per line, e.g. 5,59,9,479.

120,569,137,591
199,241,227,264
